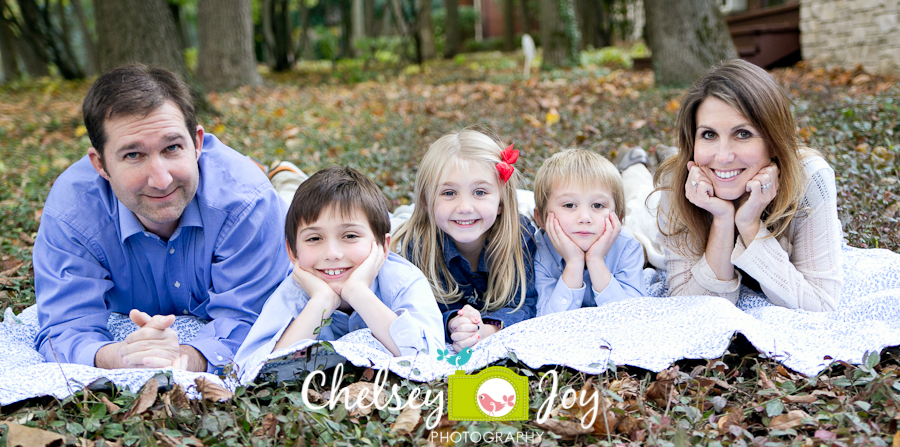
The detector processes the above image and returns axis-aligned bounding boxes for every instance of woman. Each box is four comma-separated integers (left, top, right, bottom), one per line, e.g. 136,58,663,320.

624,59,842,311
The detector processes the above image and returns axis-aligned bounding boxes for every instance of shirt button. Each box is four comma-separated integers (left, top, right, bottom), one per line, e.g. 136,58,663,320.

216,355,224,361
183,309,189,315
143,232,150,237
174,281,181,288
561,299,568,304
169,248,175,254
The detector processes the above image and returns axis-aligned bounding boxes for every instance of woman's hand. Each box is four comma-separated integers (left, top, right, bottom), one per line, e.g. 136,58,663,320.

685,161,734,219
735,162,779,245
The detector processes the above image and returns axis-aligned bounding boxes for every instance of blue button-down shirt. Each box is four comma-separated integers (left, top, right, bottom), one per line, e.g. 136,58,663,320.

534,226,645,317
432,215,537,341
233,252,446,382
34,134,292,373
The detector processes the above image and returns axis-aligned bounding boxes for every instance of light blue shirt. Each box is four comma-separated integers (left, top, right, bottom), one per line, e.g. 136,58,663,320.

33,134,292,373
534,226,645,316
234,252,446,379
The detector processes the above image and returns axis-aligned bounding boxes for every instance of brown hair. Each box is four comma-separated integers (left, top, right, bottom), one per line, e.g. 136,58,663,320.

83,64,196,162
654,59,813,255
533,148,625,226
285,166,390,256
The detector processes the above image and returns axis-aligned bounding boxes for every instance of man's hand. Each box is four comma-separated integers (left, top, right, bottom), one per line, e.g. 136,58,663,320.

117,309,181,368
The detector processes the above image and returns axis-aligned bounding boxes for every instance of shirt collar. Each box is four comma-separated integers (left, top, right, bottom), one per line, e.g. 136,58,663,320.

440,233,488,273
117,196,202,243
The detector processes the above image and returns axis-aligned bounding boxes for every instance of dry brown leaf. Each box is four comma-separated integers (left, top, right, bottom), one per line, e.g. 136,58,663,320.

125,378,159,418
100,395,120,414
758,367,777,390
717,407,744,431
391,399,422,434
2,422,66,447
783,394,817,404
18,232,34,245
533,418,593,440
195,377,234,402
645,366,679,407
154,432,180,447
258,413,278,437
892,431,900,447
811,389,837,398
165,384,191,410
78,438,95,447
0,262,24,277
339,381,389,417
769,409,810,430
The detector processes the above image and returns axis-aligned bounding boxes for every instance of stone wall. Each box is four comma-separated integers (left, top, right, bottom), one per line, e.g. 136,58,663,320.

800,0,900,74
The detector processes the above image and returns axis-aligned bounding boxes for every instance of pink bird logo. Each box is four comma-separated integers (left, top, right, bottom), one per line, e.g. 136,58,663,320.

477,393,515,416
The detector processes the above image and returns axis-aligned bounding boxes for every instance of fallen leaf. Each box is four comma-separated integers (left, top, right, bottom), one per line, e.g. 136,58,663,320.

893,431,900,447
717,407,744,430
533,418,593,440
165,384,191,410
391,399,422,434
100,395,121,414
339,381,389,416
758,367,777,390
783,394,817,404
75,125,87,137
665,99,680,113
0,262,24,277
258,413,278,437
194,377,234,402
546,108,560,127
1,423,66,447
125,378,159,418
815,428,836,440
852,74,871,85
769,409,810,430
18,232,35,245
630,119,647,129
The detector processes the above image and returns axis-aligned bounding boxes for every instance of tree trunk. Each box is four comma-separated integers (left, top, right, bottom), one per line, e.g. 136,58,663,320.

389,0,408,36
94,0,187,76
168,1,188,52
502,0,514,51
70,0,97,75
352,0,364,57
295,0,312,60
53,0,84,76
196,0,260,91
442,0,458,58
644,0,737,86
416,0,434,60
518,0,532,35
13,31,47,76
577,0,607,49
339,0,352,59
0,0,20,81
539,0,579,69
364,0,375,37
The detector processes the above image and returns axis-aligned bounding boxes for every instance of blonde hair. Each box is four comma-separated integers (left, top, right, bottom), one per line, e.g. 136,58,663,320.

533,148,625,226
392,129,529,313
654,59,816,255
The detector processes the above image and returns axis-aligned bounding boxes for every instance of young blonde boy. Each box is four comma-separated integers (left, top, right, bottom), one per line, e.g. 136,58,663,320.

234,167,445,379
533,149,646,316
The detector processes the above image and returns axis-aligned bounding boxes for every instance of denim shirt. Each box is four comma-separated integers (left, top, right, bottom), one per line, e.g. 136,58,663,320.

434,215,538,341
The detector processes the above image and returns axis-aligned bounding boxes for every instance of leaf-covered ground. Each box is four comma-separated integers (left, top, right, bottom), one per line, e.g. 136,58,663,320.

0,53,898,446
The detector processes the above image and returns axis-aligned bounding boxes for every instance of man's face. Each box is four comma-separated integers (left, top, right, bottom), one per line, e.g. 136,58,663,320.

88,101,203,238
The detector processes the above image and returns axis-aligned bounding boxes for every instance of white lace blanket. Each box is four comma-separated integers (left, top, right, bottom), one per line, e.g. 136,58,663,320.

2,245,898,405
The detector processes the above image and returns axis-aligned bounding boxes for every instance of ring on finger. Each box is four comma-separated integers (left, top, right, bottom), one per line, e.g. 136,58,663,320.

691,180,698,187
761,182,772,189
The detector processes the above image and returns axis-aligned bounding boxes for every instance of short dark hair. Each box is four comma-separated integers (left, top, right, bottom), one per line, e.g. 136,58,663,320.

83,64,196,161
285,166,391,256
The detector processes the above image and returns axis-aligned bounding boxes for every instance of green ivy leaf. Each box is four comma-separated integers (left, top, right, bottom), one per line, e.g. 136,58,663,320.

765,399,784,417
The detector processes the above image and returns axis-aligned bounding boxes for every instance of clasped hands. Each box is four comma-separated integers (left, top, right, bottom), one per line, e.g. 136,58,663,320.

101,309,192,370
685,161,779,244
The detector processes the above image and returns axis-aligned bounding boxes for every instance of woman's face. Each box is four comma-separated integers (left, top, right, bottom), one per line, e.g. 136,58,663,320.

692,97,772,201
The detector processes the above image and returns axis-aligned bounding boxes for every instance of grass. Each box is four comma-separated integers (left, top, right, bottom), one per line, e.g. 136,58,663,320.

0,53,898,445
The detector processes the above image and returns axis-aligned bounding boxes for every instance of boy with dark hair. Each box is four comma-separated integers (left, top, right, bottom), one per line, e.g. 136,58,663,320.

235,166,444,378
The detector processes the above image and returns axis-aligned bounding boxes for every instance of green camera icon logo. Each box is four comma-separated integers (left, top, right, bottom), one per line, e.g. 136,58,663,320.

448,366,529,421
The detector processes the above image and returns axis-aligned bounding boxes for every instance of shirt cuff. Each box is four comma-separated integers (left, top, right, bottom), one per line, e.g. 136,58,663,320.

388,309,431,356
186,338,236,374
731,226,769,264
538,280,585,316
691,254,741,302
591,277,631,306
81,340,117,368
482,307,526,329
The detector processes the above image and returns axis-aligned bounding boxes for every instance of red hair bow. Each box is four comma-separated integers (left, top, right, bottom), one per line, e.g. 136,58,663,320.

496,143,519,183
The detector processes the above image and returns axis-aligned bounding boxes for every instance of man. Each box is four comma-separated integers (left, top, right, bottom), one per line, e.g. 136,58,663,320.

34,65,292,373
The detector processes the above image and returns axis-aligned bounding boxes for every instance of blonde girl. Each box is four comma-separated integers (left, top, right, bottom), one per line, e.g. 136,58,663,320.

392,129,537,352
